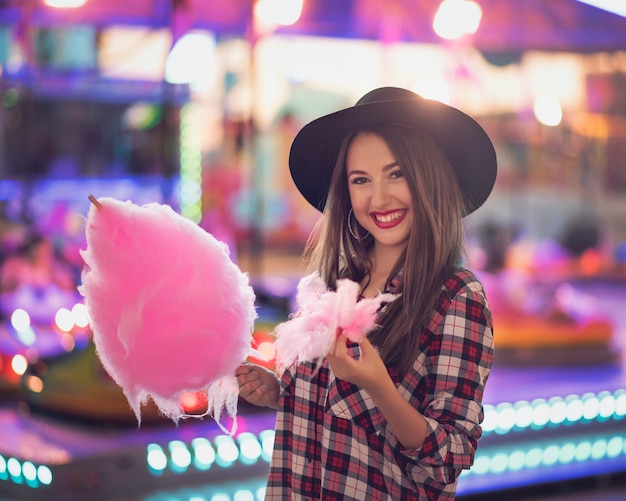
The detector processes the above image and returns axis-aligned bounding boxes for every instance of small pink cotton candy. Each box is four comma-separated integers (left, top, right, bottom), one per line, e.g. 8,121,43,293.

78,197,257,429
273,272,397,373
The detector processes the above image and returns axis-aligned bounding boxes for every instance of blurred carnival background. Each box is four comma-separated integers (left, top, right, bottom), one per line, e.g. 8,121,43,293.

1,1,626,500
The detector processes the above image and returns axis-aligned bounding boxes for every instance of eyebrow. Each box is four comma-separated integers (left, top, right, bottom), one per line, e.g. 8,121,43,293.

383,162,400,171
347,161,400,176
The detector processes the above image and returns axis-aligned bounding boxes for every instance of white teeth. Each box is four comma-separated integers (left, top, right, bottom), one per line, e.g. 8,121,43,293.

376,211,404,223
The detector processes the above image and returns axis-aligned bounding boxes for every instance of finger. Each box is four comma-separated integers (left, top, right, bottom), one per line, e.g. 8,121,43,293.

234,364,253,376
331,333,350,359
359,337,382,366
239,379,261,397
254,384,268,397
359,335,374,354
236,371,260,389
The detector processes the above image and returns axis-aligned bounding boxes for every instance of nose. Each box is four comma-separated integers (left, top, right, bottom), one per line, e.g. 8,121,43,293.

371,181,392,208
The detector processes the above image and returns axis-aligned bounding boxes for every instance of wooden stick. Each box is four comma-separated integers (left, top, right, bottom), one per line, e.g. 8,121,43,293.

88,194,102,210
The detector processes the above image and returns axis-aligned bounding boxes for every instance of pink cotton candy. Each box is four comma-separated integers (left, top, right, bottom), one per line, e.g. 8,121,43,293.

273,272,397,373
78,197,257,428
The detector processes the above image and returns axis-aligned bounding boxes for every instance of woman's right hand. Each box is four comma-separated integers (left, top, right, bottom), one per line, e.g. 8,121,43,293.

235,363,280,410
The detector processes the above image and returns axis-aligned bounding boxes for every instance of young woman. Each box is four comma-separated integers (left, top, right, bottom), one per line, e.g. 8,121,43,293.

236,87,497,500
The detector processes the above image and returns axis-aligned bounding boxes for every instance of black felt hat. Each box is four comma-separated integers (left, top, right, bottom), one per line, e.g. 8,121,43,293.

289,87,497,215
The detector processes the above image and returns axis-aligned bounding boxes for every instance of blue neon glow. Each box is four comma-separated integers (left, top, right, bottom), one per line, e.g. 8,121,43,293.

140,406,625,490
192,437,215,470
483,389,626,435
37,465,52,486
7,458,21,477
214,435,239,468
237,432,262,465
169,440,192,472
259,430,275,462
233,488,256,501
21,461,37,482
462,434,626,479
146,443,167,473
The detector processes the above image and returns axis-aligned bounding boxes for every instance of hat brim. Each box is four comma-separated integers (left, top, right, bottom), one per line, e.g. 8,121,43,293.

289,95,497,216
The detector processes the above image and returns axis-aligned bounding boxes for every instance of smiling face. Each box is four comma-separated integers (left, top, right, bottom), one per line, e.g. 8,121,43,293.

346,131,413,255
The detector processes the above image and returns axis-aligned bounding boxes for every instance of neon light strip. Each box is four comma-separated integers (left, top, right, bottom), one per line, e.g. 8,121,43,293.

462,431,626,478
142,390,626,477
0,455,53,488
146,429,275,476
483,389,626,435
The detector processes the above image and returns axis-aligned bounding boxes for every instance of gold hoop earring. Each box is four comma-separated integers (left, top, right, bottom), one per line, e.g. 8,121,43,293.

348,208,369,241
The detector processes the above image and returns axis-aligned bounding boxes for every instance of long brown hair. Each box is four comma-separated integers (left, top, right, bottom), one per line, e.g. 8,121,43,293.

306,123,465,377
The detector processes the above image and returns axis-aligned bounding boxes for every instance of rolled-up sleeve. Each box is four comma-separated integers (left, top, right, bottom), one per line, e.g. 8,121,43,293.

401,280,494,485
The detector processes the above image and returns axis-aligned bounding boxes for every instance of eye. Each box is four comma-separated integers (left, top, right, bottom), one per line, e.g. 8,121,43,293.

389,169,404,179
349,175,369,185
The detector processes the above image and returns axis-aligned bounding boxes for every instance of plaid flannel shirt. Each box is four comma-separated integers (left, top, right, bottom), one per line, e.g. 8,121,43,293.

265,268,494,500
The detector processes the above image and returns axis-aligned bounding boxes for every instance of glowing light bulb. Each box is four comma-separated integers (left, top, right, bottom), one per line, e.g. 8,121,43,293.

566,395,585,423
37,465,53,485
548,397,568,425
11,354,28,376
531,399,551,427
259,430,275,462
525,448,543,468
514,401,534,429
582,393,600,421
55,308,74,332
559,443,577,464
541,445,560,466
146,444,167,472
607,436,624,458
533,95,562,126
482,405,498,432
598,392,615,419
166,32,216,90
192,438,215,470
7,457,21,478
26,375,44,393
233,490,255,501
169,440,192,471
237,432,262,465
11,309,30,332
215,435,239,467
433,0,483,40
21,462,37,482
71,303,90,328
575,441,592,462
472,455,490,474
255,0,304,28
508,450,526,471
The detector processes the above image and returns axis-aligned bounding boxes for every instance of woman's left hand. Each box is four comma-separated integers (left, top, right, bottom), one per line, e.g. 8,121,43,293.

326,331,392,392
